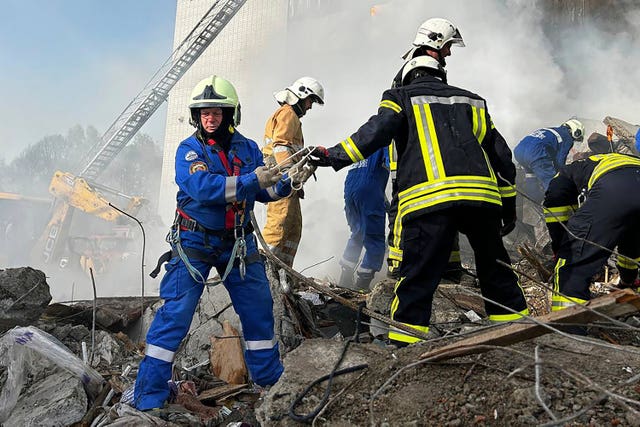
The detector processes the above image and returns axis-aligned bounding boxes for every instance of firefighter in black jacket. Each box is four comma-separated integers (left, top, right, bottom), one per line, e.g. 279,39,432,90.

387,17,465,281
544,153,640,310
311,56,529,345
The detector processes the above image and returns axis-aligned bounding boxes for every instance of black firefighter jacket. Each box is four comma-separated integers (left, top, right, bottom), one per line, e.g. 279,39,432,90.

326,74,516,226
543,153,640,253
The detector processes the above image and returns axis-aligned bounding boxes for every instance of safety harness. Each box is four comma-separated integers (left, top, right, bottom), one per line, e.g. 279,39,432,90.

150,138,259,284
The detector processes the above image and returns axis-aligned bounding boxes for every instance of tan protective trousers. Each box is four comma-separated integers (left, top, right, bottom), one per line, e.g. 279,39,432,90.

263,193,302,267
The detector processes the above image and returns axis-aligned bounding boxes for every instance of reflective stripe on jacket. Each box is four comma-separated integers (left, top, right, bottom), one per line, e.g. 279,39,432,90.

262,104,304,168
514,126,574,171
543,153,640,250
326,74,516,224
175,132,290,231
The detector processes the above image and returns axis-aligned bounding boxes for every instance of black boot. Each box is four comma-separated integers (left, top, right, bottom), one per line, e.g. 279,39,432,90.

354,271,374,291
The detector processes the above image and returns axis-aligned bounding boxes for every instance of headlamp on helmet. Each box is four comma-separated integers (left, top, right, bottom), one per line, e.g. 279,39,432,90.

413,18,465,50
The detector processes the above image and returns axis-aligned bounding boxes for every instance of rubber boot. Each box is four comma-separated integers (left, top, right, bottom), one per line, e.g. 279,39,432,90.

354,271,374,292
338,266,355,290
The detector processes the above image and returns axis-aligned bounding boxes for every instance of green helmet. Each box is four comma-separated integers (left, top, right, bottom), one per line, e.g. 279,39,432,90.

189,75,241,125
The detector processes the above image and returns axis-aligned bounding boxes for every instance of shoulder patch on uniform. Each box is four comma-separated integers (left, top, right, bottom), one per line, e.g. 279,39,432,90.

185,150,198,161
189,161,208,175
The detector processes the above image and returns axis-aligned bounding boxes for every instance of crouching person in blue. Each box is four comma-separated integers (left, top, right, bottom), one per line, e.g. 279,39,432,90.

135,75,288,411
513,119,585,203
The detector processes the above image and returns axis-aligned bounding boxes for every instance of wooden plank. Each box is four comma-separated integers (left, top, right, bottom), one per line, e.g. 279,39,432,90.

420,289,640,362
197,383,247,403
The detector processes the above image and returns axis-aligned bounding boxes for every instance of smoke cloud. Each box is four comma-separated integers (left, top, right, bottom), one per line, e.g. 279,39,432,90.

237,0,640,280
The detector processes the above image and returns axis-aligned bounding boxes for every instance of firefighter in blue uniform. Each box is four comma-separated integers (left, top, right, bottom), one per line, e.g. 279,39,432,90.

310,56,528,345
513,119,585,203
544,153,640,310
338,146,389,291
135,76,289,410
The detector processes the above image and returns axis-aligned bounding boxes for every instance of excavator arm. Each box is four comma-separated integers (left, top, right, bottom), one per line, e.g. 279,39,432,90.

48,171,143,221
33,171,146,266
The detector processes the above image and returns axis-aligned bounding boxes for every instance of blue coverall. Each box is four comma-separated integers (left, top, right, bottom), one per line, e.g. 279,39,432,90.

134,131,289,411
513,126,574,203
340,147,389,277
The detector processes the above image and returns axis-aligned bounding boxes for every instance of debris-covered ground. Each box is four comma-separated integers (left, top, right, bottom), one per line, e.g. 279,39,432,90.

1,252,640,426
259,334,640,426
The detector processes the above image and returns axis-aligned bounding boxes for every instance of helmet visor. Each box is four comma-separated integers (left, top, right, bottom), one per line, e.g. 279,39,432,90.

449,28,465,47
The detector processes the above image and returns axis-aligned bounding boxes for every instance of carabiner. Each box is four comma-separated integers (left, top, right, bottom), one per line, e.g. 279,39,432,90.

577,188,587,208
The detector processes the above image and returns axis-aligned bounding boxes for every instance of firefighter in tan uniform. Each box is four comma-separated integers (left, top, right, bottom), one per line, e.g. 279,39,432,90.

262,77,325,266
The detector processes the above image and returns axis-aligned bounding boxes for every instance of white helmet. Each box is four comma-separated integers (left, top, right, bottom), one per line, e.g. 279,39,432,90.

413,18,465,50
401,55,446,86
274,76,325,106
563,118,585,141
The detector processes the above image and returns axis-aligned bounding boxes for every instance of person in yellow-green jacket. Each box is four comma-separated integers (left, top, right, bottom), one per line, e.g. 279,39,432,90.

262,77,325,266
544,153,640,310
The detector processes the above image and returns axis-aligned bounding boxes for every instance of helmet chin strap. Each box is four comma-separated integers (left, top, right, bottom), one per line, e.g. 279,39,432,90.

292,101,305,118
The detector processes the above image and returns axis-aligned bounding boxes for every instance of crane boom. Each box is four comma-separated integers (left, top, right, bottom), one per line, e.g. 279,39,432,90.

79,0,246,181
34,0,246,268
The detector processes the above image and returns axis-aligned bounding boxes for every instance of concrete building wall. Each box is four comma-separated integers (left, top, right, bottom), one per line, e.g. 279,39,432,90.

159,0,288,222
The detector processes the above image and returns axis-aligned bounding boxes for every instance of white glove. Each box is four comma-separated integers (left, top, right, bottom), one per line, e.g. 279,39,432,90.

254,166,282,189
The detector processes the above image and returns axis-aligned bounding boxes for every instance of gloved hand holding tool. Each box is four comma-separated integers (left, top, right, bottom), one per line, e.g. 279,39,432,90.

254,165,283,189
307,146,332,167
287,155,318,189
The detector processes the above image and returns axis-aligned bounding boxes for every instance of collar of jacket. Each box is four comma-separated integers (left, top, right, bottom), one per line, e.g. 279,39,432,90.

408,74,447,86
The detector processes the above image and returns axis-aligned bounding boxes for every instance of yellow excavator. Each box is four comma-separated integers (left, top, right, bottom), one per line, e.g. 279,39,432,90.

1,179,146,274
30,172,146,273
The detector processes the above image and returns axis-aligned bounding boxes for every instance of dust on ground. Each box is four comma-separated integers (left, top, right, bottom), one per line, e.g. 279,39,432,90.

259,331,640,426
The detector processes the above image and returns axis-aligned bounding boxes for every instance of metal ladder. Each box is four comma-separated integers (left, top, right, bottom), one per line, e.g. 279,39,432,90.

79,0,247,182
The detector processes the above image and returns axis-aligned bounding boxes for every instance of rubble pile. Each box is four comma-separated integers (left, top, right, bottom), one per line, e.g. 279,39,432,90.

1,257,640,426
0,267,51,333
